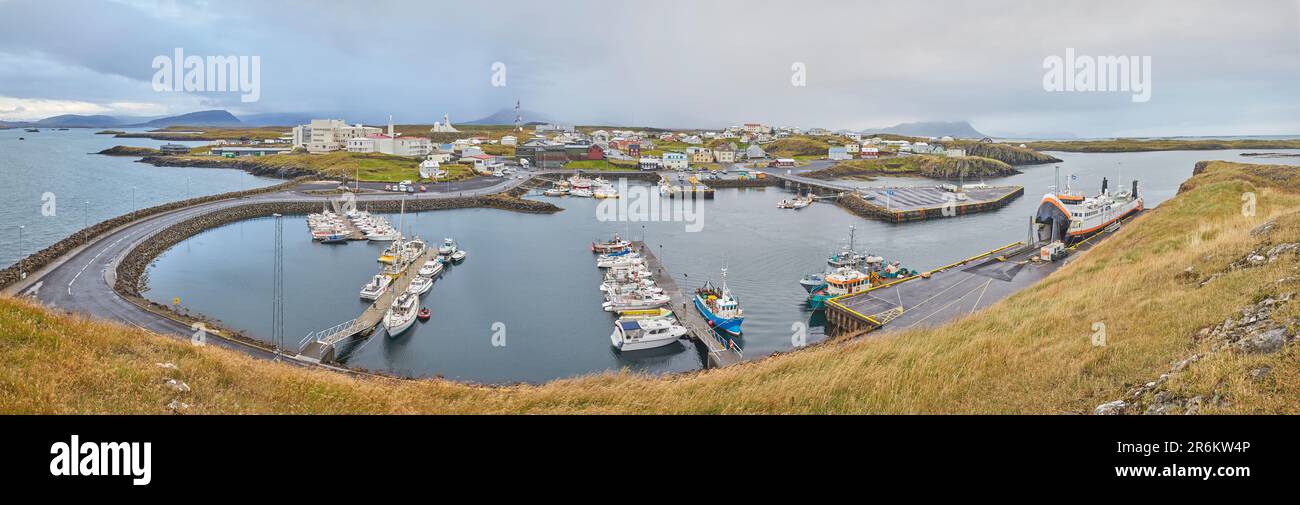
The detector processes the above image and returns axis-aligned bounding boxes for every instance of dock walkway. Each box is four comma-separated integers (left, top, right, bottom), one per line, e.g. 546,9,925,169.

632,241,742,367
297,245,439,362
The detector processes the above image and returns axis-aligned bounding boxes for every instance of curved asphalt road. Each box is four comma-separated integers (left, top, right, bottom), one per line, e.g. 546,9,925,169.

6,174,529,361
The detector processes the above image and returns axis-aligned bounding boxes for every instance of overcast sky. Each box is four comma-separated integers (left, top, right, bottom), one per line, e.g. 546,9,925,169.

0,0,1297,137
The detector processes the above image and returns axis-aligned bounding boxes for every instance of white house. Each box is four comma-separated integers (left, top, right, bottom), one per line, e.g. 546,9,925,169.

638,157,662,170
662,152,689,170
500,135,517,146
844,143,860,154
828,146,851,160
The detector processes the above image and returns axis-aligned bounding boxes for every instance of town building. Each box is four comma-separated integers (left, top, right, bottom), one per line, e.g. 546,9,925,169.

861,147,881,158
690,150,714,163
713,148,736,163
292,119,382,153
828,146,851,160
662,151,689,170
429,113,459,133
744,144,766,160
211,146,293,157
515,143,568,169
500,135,517,146
845,142,860,154
638,157,662,170
159,143,191,155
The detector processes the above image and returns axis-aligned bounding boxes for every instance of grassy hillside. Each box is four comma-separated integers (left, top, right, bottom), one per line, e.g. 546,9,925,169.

140,151,476,183
806,155,1018,180
1,160,1297,413
951,141,1061,165
1025,138,1300,153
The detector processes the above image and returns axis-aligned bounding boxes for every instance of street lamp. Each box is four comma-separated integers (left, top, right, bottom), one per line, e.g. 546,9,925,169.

83,201,89,228
131,186,137,213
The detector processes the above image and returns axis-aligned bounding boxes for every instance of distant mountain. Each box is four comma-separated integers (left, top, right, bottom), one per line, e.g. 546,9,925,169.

239,112,317,126
127,109,242,128
464,108,558,126
35,114,126,127
869,121,988,139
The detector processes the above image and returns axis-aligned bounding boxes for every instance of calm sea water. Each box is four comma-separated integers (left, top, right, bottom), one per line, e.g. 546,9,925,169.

0,128,279,267
142,149,1300,383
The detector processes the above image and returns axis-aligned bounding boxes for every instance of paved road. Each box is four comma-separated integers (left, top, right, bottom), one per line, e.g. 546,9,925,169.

6,174,528,361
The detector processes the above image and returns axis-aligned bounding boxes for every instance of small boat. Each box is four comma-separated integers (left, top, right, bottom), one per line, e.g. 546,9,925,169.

438,238,458,256
418,260,444,278
408,276,433,296
693,268,744,336
610,318,688,351
602,291,671,312
24,128,39,133
808,266,872,310
417,308,431,322
543,186,568,197
449,250,467,263
591,233,631,254
597,254,644,269
617,308,676,320
366,229,400,241
359,274,392,301
799,271,827,293
320,233,348,244
569,188,593,198
777,195,813,209
383,292,420,336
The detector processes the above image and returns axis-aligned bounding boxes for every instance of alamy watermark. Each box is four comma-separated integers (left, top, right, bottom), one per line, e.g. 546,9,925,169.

1043,48,1151,103
152,48,261,102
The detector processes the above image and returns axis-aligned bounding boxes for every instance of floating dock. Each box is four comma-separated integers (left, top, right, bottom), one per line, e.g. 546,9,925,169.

297,245,440,362
632,241,741,367
841,186,1024,223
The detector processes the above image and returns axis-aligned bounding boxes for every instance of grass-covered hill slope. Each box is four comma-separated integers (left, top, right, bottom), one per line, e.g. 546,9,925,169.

1,161,1296,413
805,155,1019,180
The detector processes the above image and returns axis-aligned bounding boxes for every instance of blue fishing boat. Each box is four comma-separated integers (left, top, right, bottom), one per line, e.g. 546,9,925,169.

693,267,744,336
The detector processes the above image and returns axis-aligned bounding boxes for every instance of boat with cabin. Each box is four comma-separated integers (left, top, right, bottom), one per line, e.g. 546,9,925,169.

609,318,689,351
693,268,744,336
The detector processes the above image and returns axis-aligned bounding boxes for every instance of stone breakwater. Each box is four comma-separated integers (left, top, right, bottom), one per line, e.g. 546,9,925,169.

0,178,306,292
115,191,559,297
833,187,1024,223
137,155,316,179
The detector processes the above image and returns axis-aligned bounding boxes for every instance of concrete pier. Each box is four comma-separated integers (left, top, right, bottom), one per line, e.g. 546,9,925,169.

631,241,742,367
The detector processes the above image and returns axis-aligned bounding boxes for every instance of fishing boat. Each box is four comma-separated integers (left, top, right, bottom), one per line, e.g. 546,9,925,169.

543,187,568,197
591,233,631,254
776,195,813,209
418,260,444,278
569,188,593,198
378,241,401,264
383,292,420,336
408,276,433,296
826,225,867,267
366,228,400,241
359,274,392,301
438,238,458,256
568,175,592,190
1035,175,1143,245
320,233,348,244
603,282,664,299
602,290,671,312
807,266,872,309
401,236,427,263
449,249,467,263
600,277,657,292
593,184,619,199
693,268,744,336
609,318,688,351
616,308,676,320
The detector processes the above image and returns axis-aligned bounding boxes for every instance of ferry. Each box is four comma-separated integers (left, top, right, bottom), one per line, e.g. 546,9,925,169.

693,268,744,336
591,233,631,254
1036,176,1143,245
610,318,688,351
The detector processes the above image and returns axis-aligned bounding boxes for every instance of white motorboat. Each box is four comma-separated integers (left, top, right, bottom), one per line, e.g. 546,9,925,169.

438,238,458,256
383,292,420,336
449,250,467,263
569,188,593,198
602,291,671,312
604,284,664,300
599,277,656,292
418,260,444,278
367,228,400,241
359,274,392,301
408,276,433,296
401,236,427,263
597,255,645,269
610,318,688,351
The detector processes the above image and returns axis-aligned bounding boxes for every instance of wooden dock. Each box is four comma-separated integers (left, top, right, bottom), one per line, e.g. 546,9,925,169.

297,245,439,362
631,241,742,367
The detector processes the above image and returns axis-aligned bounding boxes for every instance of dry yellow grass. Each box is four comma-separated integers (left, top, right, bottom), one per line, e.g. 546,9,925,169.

1,160,1296,414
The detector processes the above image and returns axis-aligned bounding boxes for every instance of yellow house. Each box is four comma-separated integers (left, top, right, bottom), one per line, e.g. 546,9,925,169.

691,150,714,163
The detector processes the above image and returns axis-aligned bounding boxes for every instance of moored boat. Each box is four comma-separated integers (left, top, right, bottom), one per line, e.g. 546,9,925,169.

359,274,393,301
408,276,433,296
418,260,444,278
693,268,744,336
383,292,420,336
609,318,688,351
591,233,631,254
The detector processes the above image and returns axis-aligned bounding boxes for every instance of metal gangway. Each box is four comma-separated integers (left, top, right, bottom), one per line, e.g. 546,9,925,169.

295,318,365,363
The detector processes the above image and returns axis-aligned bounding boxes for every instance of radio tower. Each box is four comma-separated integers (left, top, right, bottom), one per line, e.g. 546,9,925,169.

514,100,522,131
271,213,285,357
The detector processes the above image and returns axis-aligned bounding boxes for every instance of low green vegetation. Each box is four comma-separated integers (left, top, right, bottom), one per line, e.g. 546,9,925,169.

949,141,1061,165
806,155,1018,180
562,159,638,171
168,151,476,183
1024,138,1300,153
95,130,125,135
97,146,159,156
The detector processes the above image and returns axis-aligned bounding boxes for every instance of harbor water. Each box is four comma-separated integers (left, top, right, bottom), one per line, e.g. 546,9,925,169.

0,128,279,268
142,149,1300,383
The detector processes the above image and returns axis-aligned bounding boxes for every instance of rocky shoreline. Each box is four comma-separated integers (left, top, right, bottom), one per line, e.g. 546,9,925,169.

137,155,317,179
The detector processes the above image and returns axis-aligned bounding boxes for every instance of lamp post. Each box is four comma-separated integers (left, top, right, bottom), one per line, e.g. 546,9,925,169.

83,201,89,228
131,186,136,213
